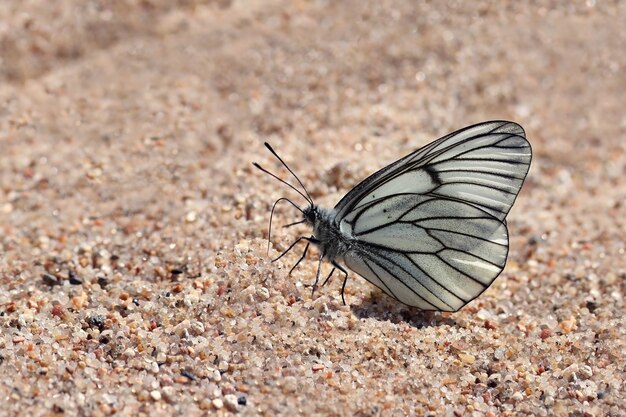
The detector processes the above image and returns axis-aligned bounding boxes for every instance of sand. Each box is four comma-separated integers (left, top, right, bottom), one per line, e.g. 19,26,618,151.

0,1,624,416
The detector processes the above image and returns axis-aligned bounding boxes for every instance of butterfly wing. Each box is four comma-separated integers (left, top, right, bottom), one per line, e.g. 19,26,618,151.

334,121,532,311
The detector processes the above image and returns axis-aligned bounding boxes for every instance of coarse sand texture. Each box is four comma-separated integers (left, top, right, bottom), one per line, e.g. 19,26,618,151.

0,1,624,416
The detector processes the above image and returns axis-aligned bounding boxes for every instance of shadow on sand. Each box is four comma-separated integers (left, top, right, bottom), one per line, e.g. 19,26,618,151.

349,296,457,329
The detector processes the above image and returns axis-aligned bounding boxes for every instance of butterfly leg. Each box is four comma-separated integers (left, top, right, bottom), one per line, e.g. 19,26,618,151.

288,241,310,276
273,236,320,278
321,267,336,287
272,235,314,262
332,261,350,306
311,252,325,297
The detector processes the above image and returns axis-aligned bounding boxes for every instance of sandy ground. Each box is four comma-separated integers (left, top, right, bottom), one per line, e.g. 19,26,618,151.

1,1,625,416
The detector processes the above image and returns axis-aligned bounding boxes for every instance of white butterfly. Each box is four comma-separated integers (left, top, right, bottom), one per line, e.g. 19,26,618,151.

255,121,532,311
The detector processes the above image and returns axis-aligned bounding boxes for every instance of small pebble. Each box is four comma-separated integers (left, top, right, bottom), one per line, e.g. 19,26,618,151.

190,321,205,335
562,363,579,381
162,387,175,403
511,392,524,402
181,370,196,381
68,270,83,285
51,305,65,318
185,211,197,223
211,369,222,382
559,316,577,333
476,309,493,320
42,273,59,286
579,365,593,378
218,361,229,373
540,328,552,339
150,390,162,401
224,394,238,411
488,373,501,383
458,353,475,364
256,287,270,300
87,315,106,331
312,364,325,372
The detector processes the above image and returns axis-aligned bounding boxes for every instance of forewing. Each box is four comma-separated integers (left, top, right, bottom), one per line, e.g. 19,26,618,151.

341,196,509,311
334,121,531,311
333,121,531,222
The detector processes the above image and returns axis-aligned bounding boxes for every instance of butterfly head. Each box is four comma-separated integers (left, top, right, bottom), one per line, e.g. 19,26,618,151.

303,205,318,225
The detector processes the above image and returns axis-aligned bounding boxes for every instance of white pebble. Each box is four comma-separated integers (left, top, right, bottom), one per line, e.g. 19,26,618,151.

256,287,270,300
212,369,222,382
494,349,505,360
162,386,175,403
488,373,501,383
562,363,579,381
218,360,229,372
224,394,238,411
476,309,493,320
190,320,205,335
579,365,593,378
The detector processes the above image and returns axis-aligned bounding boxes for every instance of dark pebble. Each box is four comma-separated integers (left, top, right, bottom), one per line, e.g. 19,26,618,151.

42,273,60,286
68,270,83,285
181,370,196,381
237,395,247,406
586,301,598,313
97,276,109,288
87,314,106,331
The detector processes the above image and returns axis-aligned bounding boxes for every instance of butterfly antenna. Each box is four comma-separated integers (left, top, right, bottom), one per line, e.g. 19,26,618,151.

253,162,311,204
283,220,305,228
268,197,304,255
263,142,314,204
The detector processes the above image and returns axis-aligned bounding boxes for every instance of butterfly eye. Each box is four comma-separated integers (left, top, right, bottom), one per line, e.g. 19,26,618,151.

303,206,317,224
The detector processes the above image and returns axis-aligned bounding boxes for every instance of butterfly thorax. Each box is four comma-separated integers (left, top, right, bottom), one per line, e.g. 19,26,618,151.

303,205,351,261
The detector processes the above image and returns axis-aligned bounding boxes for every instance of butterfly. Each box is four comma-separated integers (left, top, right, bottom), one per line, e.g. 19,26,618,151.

254,121,532,311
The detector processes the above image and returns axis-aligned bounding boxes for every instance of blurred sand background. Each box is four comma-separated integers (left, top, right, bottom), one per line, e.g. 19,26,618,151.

0,1,624,416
